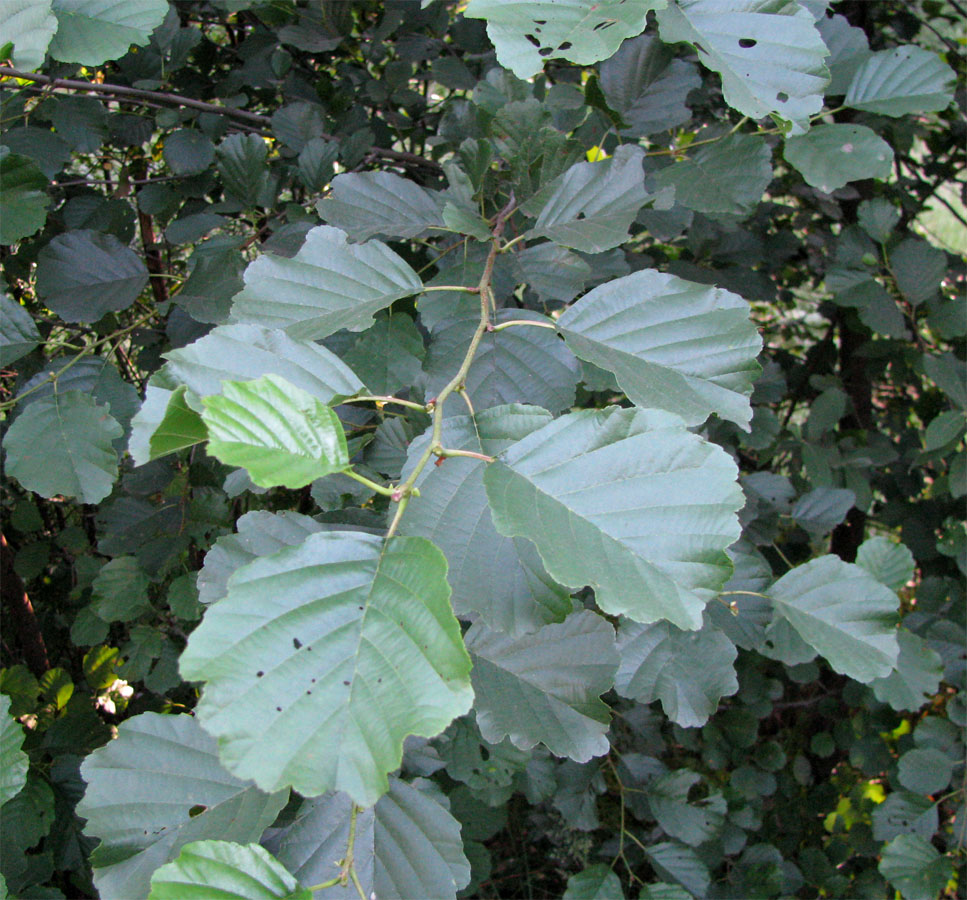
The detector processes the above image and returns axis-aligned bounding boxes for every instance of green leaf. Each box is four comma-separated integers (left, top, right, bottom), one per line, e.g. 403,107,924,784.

317,172,445,242
654,133,772,218
162,129,215,176
91,556,152,622
0,0,56,71
898,747,954,795
816,12,870,95
267,776,471,900
522,145,650,253
856,537,915,591
35,230,148,323
790,487,854,536
0,695,28,806
845,45,956,117
656,0,829,129
784,124,893,194
599,34,701,137
484,407,743,630
0,294,41,366
513,242,591,304
464,0,662,80
216,133,271,207
466,611,618,761
870,631,943,712
615,619,738,727
201,375,349,490
161,323,363,402
643,842,710,899
78,711,286,900
890,237,947,306
647,769,726,846
48,0,168,65
563,864,625,900
343,316,425,396
766,555,899,682
872,791,939,842
878,834,953,900
558,268,762,429
424,309,579,414
0,148,50,245
638,885,692,900
134,385,207,464
3,391,121,503
230,225,422,340
148,841,310,900
399,405,573,635
297,137,338,192
857,198,900,244
179,532,473,805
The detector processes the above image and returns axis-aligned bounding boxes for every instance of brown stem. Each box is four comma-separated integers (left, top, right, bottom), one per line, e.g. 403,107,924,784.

137,207,169,306
1,534,49,676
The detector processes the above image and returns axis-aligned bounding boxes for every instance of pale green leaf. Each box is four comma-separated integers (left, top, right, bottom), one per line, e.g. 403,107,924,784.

484,407,743,630
0,148,50,245
179,532,473,805
3,391,121,503
647,769,726,846
466,611,618,761
201,375,349,489
654,133,772,218
343,316,425,396
870,631,943,712
522,145,649,252
78,711,287,900
0,695,28,806
557,268,762,429
464,0,663,80
563,864,625,900
230,225,422,340
643,842,710,899
784,124,893,194
35,229,148,323
767,555,899,682
317,172,445,242
872,791,939,842
148,841,310,900
615,619,738,727
0,294,41,366
0,0,56,71
845,45,956,116
266,777,471,900
856,536,915,591
656,0,829,129
399,405,573,636
48,0,168,65
878,834,953,900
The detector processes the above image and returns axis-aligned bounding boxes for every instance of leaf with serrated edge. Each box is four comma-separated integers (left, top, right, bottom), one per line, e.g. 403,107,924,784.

0,0,57,71
563,864,625,900
558,269,762,429
466,611,618,761
784,124,893,194
77,712,286,900
48,0,168,65
615,619,738,727
0,148,50,245
230,225,422,340
0,293,41,366
484,407,743,630
266,776,470,900
0,695,28,806
143,385,207,462
856,536,915,591
201,375,349,489
148,841,310,900
179,532,473,806
647,769,726,847
870,630,943,712
845,45,955,117
878,834,953,900
767,555,899,682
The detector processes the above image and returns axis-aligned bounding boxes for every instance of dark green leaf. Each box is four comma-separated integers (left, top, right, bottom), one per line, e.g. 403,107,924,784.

563,864,625,900
0,148,49,244
878,834,952,900
0,695,28,806
162,129,215,176
216,133,270,207
343,316,425,396
48,0,168,65
785,124,893,194
0,294,41,366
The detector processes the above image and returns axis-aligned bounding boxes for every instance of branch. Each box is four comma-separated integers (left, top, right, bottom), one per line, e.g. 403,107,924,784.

1,533,49,677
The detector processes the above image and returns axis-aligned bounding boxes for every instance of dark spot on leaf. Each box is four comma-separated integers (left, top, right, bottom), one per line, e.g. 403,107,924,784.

525,33,540,48
534,19,546,25
593,20,615,31
777,91,789,102
276,706,282,711
694,42,705,53
377,677,382,683
558,41,572,51
738,38,757,48
307,690,312,694
576,211,587,220
311,678,316,683
256,671,264,677
343,680,350,685
188,804,207,818
539,47,552,57
293,637,302,649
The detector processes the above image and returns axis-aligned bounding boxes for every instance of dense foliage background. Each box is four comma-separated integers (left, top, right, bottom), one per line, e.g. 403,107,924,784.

0,1,964,898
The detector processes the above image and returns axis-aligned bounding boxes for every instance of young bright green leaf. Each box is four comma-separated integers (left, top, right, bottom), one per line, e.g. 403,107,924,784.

230,225,422,340
201,375,349,489
654,133,772,218
466,611,618,762
856,536,915,591
0,0,56,71
78,712,287,900
179,532,473,806
48,0,168,65
3,391,121,503
647,769,726,846
599,34,701,137
522,145,650,253
424,309,580,414
563,864,625,900
0,695,28,806
870,630,943,712
784,124,893,194
0,294,41,366
615,619,738,727
656,0,829,129
0,148,50,245
148,841,310,900
266,777,471,900
557,269,762,429
845,45,956,117
767,555,900,682
878,834,953,900
464,0,662,80
317,171,445,242
399,405,572,636
485,407,743,630
139,385,208,462
35,230,148,323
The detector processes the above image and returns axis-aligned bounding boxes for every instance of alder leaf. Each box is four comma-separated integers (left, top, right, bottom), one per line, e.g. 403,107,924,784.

0,695,28,806
784,124,893,194
48,0,168,66
845,45,956,116
0,148,50,245
0,0,57,71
